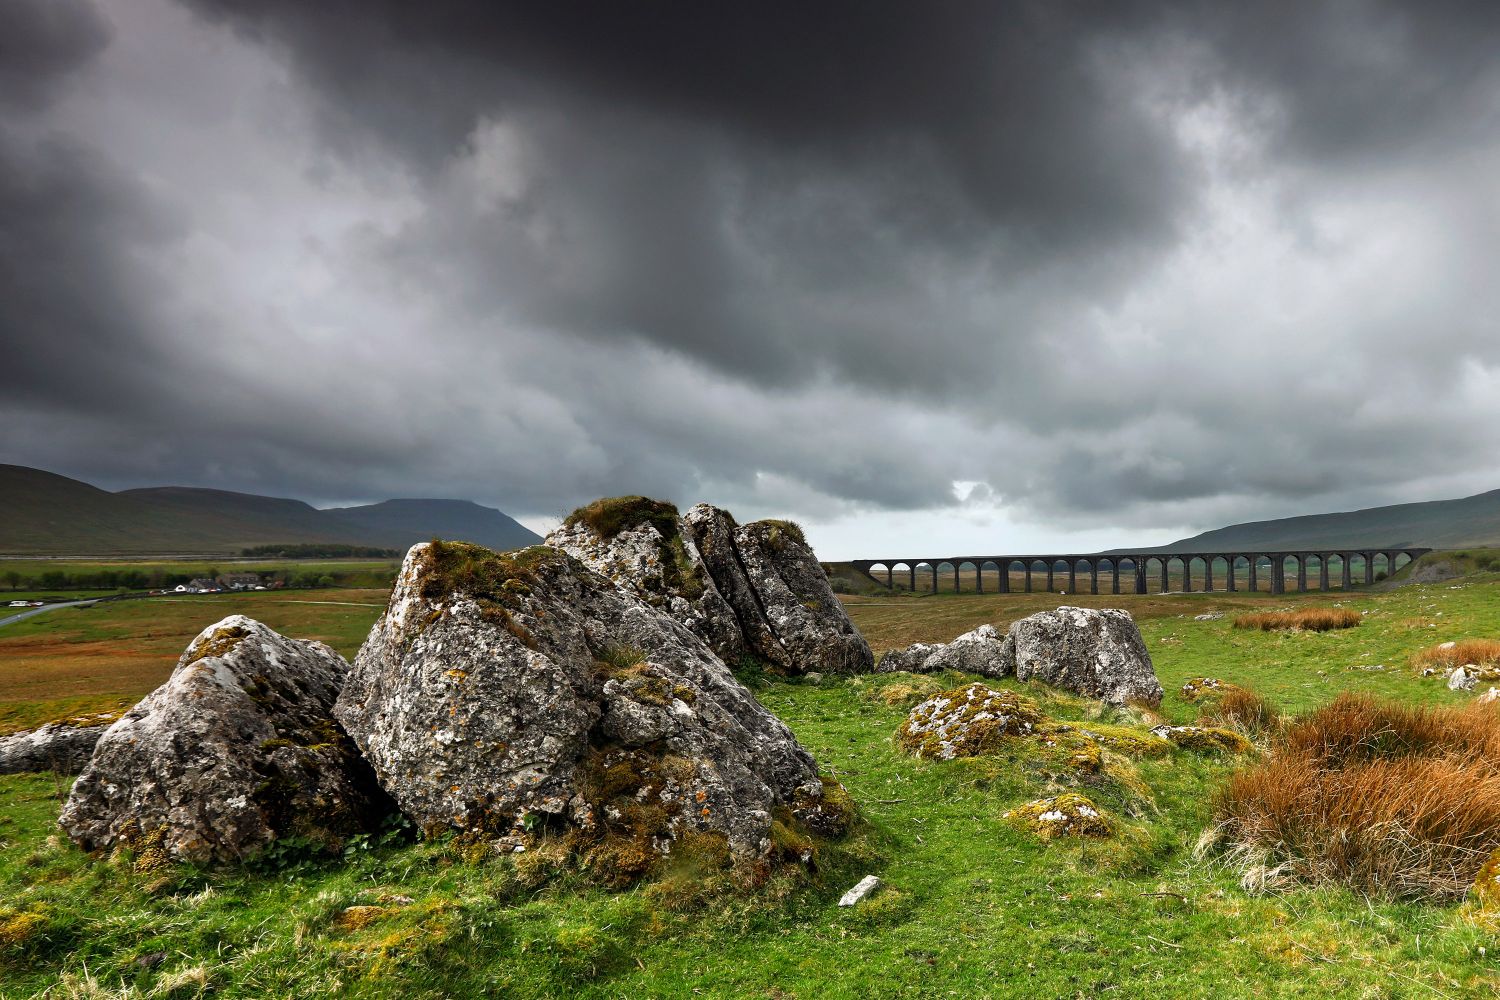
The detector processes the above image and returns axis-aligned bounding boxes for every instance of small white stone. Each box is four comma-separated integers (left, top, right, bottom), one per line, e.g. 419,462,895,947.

838,874,882,907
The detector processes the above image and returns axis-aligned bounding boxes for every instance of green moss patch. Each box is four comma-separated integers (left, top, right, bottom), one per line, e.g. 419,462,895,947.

1005,793,1113,839
564,496,681,541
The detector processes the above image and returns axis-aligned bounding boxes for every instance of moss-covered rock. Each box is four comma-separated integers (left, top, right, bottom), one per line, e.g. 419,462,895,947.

897,684,1042,760
1005,793,1113,839
337,541,852,884
1149,724,1254,754
60,616,391,864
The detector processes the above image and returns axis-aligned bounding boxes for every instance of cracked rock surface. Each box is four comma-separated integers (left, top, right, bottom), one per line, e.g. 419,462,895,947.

59,616,389,863
335,541,850,867
548,498,873,676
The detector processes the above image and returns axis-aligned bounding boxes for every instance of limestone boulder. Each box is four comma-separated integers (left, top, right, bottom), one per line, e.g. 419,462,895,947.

876,624,1013,678
0,717,112,775
59,616,389,864
334,541,851,877
1008,606,1163,707
683,504,873,675
551,498,874,676
546,497,748,663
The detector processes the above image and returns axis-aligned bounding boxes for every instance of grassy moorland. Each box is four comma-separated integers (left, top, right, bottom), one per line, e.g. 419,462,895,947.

0,590,386,735
4,576,1500,997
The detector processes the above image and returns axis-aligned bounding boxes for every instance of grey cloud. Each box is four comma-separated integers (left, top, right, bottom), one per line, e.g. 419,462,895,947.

3,0,1500,551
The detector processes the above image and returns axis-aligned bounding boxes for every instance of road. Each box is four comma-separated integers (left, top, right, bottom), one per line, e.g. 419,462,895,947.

0,598,104,629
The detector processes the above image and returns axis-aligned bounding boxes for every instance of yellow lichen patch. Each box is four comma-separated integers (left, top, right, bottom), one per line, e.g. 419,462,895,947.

1005,793,1113,839
1074,722,1174,758
1462,846,1500,930
897,684,1042,760
185,623,251,664
334,905,391,932
861,673,947,708
1179,677,1236,702
1152,724,1253,754
0,908,47,949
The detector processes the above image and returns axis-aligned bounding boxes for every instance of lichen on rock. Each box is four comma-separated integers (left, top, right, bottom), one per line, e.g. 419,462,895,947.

549,498,874,676
1149,724,1253,754
896,684,1043,760
876,624,1013,678
1008,606,1163,707
335,541,853,881
1005,793,1113,839
59,615,390,864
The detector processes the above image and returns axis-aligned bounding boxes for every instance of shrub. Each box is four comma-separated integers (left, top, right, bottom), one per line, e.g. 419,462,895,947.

1232,608,1362,632
1213,693,1500,899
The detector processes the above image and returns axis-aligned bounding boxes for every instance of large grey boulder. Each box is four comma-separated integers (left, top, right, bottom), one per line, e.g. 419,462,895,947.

0,718,111,775
335,541,851,880
876,624,1012,678
549,498,874,676
546,497,748,663
1008,606,1163,707
681,504,873,675
59,616,389,864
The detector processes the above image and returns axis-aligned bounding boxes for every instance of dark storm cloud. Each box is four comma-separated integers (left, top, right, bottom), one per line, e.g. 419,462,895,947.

4,0,1500,554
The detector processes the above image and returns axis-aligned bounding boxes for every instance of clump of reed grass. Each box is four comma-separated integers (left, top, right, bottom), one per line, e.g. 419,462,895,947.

1232,608,1362,632
1211,693,1500,900
1411,638,1500,673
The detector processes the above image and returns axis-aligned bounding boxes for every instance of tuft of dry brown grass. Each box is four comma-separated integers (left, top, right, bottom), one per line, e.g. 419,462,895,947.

1411,638,1500,672
1214,693,1500,899
1200,686,1281,737
1232,608,1362,632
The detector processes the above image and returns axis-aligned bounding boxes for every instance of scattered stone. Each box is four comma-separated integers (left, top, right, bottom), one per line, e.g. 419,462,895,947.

1008,607,1164,707
896,684,1041,760
876,624,1012,677
838,874,882,907
1178,677,1227,702
1193,613,1224,622
804,672,824,685
335,541,852,878
1005,793,1112,839
1478,688,1500,705
0,718,112,775
1149,724,1253,754
59,616,390,864
1440,641,1458,651
1450,666,1478,691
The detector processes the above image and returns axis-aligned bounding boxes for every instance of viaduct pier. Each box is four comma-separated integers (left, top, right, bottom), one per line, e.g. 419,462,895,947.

850,548,1431,596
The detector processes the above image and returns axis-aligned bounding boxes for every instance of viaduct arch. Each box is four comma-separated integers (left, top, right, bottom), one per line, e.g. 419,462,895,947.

851,548,1430,596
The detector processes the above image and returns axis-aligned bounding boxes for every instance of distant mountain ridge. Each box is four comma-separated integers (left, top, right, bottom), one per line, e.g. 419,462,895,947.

1143,488,1500,553
0,465,541,555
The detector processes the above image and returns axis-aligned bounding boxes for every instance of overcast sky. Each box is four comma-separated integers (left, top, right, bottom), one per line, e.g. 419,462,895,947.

4,1,1499,559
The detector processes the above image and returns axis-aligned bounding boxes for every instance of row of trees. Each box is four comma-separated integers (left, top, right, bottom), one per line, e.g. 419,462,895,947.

1,569,355,592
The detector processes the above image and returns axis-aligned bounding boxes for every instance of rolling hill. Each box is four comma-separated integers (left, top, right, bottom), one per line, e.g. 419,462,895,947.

0,465,541,555
1151,487,1500,553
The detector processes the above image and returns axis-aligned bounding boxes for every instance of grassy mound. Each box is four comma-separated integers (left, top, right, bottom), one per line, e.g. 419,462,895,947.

1214,693,1500,899
563,497,681,541
1005,793,1113,840
1232,608,1362,632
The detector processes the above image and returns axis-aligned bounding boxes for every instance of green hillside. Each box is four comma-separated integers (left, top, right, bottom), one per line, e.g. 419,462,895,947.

0,465,540,555
1155,487,1500,552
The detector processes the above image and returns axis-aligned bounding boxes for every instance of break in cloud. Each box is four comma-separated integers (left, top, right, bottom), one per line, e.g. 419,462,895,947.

3,0,1499,557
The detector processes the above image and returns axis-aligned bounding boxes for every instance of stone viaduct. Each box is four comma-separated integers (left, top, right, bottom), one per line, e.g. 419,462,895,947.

850,548,1431,596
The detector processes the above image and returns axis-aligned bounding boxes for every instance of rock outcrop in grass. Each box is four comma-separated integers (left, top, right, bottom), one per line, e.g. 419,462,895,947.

1005,793,1113,839
59,616,389,864
0,717,113,775
335,541,851,881
549,497,873,676
1008,606,1163,707
896,683,1042,760
876,624,1010,677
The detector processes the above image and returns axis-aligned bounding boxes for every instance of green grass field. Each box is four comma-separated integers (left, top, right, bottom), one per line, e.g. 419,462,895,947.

3,576,1500,997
